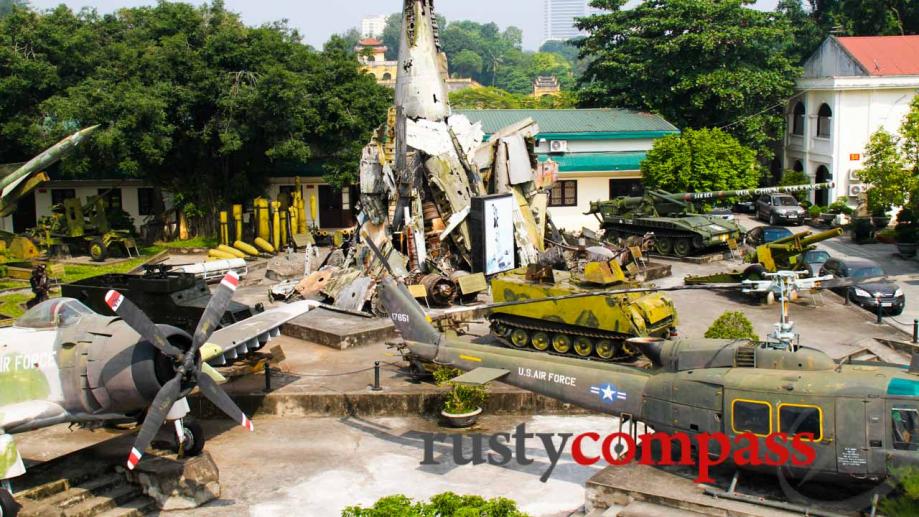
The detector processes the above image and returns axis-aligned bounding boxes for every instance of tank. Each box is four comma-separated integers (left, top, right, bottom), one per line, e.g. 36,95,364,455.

488,259,677,362
586,183,834,257
61,265,262,333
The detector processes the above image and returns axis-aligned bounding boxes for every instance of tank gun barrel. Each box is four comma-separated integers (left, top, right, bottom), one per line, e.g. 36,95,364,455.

766,227,843,252
674,182,835,202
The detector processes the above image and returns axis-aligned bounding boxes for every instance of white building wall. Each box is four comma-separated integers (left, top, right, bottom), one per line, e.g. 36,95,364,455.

547,175,610,232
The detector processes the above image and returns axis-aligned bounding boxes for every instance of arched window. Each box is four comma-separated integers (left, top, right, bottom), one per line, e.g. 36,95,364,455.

815,165,832,206
792,102,805,136
817,104,832,138
382,72,392,81
793,160,804,172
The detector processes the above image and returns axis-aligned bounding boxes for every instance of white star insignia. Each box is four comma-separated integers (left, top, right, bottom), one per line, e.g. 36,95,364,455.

601,385,615,401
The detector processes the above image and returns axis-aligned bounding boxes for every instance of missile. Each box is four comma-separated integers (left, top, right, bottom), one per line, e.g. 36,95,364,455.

0,125,99,199
395,0,450,121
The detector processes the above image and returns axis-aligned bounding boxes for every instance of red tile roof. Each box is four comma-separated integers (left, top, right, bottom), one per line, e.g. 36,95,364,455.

358,38,384,47
836,36,919,76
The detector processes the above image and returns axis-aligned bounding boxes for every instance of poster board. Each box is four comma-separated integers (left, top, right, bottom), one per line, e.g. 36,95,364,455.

469,193,516,275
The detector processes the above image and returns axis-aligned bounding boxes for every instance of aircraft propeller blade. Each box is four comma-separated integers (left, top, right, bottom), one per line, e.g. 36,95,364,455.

105,290,184,358
127,373,182,470
195,370,254,432
188,272,238,362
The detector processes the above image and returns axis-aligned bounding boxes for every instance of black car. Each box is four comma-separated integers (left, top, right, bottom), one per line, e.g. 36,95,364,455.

819,258,905,315
745,225,794,247
756,193,806,225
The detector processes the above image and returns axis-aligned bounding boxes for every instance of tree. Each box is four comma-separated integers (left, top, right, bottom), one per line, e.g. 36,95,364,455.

449,86,577,110
0,0,26,18
577,0,801,158
451,49,483,78
640,128,760,193
343,492,528,517
705,311,758,340
900,96,919,175
857,129,915,212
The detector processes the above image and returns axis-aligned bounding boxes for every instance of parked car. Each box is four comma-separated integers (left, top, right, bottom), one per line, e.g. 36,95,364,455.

756,193,806,225
745,225,794,247
802,249,831,277
819,257,904,315
707,207,735,221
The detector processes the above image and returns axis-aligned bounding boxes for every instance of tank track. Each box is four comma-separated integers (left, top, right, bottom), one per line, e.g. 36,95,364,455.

488,314,643,362
602,225,710,257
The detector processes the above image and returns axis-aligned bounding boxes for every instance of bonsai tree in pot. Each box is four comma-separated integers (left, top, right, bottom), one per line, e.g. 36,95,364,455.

434,366,488,428
895,207,919,257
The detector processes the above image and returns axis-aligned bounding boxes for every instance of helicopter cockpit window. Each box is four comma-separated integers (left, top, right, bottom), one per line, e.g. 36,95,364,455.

779,404,823,441
732,399,772,436
892,408,919,451
16,298,95,329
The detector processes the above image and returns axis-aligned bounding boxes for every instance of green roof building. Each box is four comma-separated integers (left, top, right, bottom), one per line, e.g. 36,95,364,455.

457,108,678,231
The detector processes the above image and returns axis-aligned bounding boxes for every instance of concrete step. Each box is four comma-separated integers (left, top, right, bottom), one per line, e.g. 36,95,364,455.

94,496,156,517
61,484,142,517
20,473,125,517
618,501,706,517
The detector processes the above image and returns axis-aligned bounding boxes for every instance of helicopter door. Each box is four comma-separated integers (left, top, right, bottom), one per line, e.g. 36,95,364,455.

835,399,868,475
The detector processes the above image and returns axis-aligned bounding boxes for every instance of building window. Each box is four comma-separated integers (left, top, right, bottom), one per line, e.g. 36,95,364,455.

609,179,643,198
892,408,919,451
51,189,76,206
382,72,392,80
817,104,832,138
549,180,577,207
793,160,804,173
792,102,805,136
98,188,122,211
779,404,823,441
732,399,772,436
137,188,157,216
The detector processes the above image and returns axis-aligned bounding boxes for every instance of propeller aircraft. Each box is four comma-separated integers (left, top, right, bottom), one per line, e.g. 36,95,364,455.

0,271,318,514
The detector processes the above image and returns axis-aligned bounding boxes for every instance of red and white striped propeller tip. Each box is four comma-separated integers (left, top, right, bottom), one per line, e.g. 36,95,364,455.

220,271,240,291
104,290,125,311
126,447,142,470
242,415,255,432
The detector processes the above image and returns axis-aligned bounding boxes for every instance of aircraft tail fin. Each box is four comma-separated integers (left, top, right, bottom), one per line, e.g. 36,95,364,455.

377,275,441,348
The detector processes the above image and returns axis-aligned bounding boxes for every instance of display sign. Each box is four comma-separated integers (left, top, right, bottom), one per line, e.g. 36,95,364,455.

469,194,516,276
849,153,861,161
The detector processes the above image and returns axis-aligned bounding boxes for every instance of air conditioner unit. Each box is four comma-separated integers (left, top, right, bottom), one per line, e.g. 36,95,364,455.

849,184,868,197
848,169,862,181
549,140,568,153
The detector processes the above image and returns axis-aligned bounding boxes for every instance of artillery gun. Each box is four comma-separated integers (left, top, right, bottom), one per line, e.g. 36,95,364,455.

29,194,139,261
489,241,677,362
587,183,834,257
685,227,844,287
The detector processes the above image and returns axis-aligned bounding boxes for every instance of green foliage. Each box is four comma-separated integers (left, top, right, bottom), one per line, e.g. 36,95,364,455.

449,87,577,110
341,492,529,517
807,204,823,218
434,365,487,415
705,311,758,340
857,128,915,211
0,2,391,235
778,169,811,201
828,197,854,216
0,0,26,18
640,128,760,193
577,0,800,158
881,466,919,516
895,208,919,243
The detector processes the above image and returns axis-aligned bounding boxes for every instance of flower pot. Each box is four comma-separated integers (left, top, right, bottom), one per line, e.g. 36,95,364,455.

896,242,918,258
440,407,483,428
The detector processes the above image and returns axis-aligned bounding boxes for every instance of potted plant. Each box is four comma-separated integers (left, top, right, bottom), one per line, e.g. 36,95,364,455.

434,366,487,428
895,207,919,257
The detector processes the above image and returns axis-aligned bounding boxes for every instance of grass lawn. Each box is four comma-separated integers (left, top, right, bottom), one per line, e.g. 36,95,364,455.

0,293,33,319
149,236,217,251
60,256,155,284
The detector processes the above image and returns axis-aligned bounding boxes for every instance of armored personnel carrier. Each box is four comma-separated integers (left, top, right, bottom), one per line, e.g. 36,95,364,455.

586,183,833,257
489,256,676,362
62,265,262,333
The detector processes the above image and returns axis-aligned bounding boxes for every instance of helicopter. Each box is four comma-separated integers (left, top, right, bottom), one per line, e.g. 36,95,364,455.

362,235,919,512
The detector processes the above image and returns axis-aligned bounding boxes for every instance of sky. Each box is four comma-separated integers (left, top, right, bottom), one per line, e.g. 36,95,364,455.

28,0,782,51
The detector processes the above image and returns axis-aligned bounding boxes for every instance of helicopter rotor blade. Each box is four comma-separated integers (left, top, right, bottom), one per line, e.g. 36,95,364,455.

105,290,184,358
195,370,254,432
126,373,182,470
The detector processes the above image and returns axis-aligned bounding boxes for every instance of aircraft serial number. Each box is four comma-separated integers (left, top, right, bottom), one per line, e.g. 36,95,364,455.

391,314,410,323
518,367,576,387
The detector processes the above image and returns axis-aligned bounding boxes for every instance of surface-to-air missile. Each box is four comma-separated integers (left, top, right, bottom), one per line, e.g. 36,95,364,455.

586,183,834,257
0,125,99,217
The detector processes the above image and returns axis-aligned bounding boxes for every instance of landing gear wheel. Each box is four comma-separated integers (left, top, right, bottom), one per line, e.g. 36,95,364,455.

176,420,205,457
672,238,692,258
510,329,529,348
654,238,673,256
89,238,108,262
0,488,20,517
531,332,550,351
552,334,571,354
574,337,593,357
595,340,615,360
764,291,777,305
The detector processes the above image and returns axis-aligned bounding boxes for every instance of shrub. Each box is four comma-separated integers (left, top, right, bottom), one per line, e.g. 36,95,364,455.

705,311,757,340
807,205,823,219
434,365,488,415
342,492,529,517
880,467,919,517
828,197,854,215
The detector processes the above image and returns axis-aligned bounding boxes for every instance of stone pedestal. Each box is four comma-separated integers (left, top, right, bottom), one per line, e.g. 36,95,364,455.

127,451,221,511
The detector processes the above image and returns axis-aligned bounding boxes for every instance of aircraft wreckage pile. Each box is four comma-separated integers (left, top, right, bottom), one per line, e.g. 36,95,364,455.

279,0,560,313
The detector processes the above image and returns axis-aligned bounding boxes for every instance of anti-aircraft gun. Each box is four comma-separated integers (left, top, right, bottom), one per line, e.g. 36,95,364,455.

29,194,139,261
587,183,834,257
685,226,844,287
